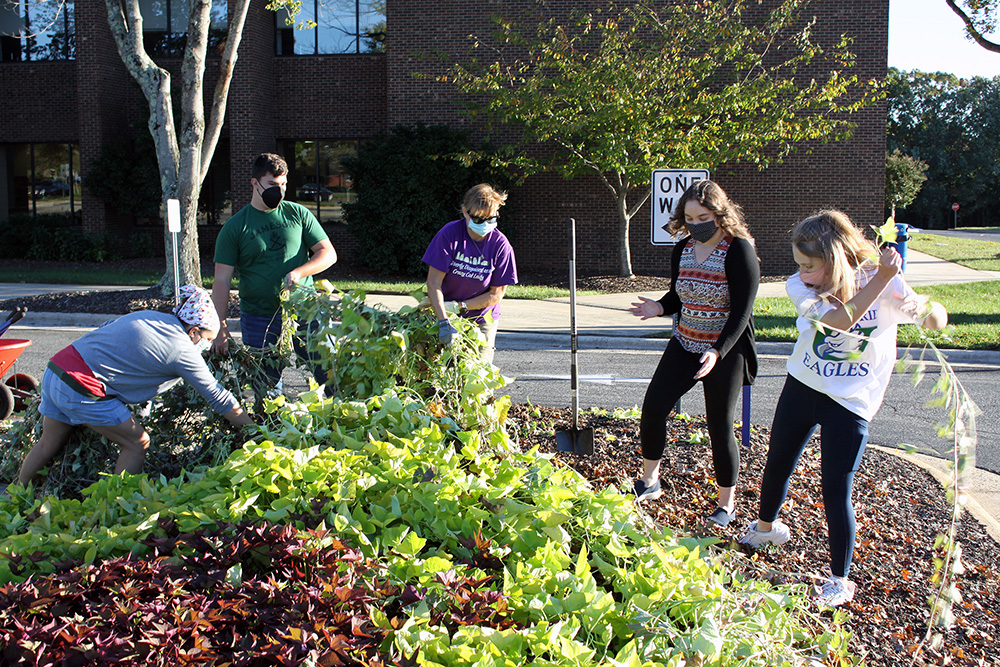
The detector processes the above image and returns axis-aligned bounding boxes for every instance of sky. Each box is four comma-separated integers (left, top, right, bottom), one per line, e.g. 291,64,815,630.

889,0,1000,78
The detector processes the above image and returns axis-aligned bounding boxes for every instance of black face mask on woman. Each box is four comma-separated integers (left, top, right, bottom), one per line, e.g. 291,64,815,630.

686,220,718,243
257,182,284,209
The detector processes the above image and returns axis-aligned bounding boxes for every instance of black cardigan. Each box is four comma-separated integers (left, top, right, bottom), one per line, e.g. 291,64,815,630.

656,235,759,385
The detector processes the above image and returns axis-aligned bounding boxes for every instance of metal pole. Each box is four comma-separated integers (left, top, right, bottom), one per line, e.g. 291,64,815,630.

568,217,580,430
167,199,181,306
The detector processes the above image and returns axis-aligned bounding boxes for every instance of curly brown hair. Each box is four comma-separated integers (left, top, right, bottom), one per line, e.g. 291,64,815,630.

667,180,752,242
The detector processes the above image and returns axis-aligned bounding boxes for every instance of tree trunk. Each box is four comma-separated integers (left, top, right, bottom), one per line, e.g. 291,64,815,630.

159,191,203,296
617,190,635,278
105,0,253,295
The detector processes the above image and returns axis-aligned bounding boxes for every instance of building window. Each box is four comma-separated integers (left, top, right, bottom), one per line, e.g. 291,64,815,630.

280,140,357,224
1,143,81,223
138,0,228,59
1,0,75,62
276,1,385,55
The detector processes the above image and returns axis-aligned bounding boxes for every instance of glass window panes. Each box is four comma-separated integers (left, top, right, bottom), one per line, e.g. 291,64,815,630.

360,0,384,53
210,0,226,30
138,0,168,31
197,138,231,226
5,144,33,216
170,0,190,33
1,143,82,223
276,2,316,56
138,0,227,59
282,140,357,224
276,0,384,55
317,0,355,55
1,0,75,62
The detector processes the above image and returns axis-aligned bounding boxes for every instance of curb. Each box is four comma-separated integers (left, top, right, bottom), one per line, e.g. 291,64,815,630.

873,445,1000,545
14,311,244,333
13,313,1000,365
495,330,1000,365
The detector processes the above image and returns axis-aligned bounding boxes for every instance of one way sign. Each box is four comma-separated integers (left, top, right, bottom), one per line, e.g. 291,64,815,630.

650,168,710,245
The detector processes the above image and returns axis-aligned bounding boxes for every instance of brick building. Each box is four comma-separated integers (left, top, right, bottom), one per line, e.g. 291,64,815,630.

1,0,888,277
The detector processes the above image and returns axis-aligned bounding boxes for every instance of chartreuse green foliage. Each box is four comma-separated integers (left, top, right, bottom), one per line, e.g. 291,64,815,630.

284,284,512,434
0,288,853,665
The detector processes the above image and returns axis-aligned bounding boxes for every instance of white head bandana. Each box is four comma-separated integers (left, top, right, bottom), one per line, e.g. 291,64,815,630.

173,285,221,333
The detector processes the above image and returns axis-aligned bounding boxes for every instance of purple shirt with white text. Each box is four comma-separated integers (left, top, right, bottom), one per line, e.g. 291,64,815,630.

421,219,518,323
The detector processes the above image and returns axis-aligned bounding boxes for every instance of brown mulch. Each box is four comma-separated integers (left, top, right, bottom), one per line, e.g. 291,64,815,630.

508,404,1000,667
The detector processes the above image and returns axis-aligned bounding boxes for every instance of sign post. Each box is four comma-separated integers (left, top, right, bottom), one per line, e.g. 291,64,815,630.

167,198,181,307
952,202,959,230
650,169,710,245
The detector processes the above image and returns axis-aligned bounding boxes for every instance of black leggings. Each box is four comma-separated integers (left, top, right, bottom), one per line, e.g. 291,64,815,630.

758,375,870,578
640,338,746,487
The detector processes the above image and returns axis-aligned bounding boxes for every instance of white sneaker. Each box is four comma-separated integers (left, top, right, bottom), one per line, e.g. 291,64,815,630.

737,520,791,548
814,576,856,608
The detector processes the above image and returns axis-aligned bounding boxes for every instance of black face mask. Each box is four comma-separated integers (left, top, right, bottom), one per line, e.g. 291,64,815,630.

257,182,284,209
686,220,718,243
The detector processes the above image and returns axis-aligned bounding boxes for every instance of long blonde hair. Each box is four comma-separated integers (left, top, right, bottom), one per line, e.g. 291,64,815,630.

791,210,877,302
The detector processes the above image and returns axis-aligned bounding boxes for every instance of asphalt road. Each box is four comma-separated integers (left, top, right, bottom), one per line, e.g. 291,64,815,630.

7,326,998,475
491,336,1000,475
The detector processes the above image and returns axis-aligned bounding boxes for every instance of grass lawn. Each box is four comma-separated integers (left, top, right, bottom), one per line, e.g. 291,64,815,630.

755,280,1000,350
908,231,1000,272
0,265,589,300
329,279,587,300
0,267,165,286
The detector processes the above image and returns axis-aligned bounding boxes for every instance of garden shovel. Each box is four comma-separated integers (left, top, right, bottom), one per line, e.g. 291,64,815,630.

556,218,595,456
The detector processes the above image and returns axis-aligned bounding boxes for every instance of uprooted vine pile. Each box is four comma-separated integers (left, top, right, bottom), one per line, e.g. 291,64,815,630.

0,286,989,665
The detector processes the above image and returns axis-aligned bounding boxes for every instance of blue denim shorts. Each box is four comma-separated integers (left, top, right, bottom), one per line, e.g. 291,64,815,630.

38,368,132,427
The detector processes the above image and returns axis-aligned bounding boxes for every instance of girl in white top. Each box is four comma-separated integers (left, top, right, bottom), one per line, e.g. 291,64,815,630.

738,210,947,608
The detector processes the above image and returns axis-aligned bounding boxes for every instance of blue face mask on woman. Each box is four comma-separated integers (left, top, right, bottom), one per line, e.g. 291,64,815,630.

467,215,498,237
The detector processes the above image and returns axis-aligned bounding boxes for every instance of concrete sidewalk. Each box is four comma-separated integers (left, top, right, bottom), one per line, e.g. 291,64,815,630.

2,248,1000,541
363,248,1000,346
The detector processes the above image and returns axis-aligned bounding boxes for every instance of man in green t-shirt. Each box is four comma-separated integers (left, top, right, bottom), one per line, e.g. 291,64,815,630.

211,152,337,398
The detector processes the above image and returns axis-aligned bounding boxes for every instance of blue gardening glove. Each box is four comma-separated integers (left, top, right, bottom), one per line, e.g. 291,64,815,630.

437,318,459,346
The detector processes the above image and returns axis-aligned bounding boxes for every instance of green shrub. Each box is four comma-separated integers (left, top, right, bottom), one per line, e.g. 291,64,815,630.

342,124,515,276
128,231,160,258
82,124,162,220
0,213,117,262
0,213,42,258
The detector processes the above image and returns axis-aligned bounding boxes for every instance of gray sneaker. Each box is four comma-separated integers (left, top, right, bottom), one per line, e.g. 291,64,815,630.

737,520,790,548
629,478,662,501
814,576,856,608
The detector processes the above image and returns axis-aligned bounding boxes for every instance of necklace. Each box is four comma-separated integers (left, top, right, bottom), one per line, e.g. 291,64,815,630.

467,232,488,261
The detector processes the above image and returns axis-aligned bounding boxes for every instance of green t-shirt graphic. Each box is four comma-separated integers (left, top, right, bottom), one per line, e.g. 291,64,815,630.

214,201,327,316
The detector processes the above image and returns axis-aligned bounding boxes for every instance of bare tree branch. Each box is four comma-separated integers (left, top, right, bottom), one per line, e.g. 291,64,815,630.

944,0,1000,54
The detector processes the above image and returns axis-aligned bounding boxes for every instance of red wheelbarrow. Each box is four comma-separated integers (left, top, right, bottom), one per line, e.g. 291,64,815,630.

0,308,38,420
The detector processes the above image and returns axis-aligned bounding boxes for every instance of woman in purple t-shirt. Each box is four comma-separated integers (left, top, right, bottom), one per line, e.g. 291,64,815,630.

421,183,518,363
